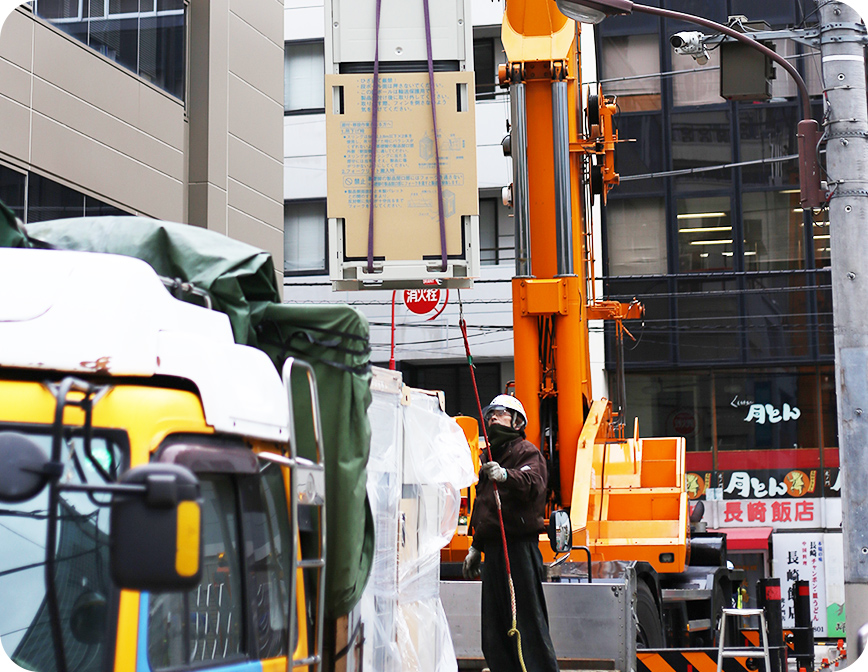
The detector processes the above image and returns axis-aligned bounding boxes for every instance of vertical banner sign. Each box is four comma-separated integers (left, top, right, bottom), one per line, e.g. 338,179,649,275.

772,533,827,636
824,533,846,638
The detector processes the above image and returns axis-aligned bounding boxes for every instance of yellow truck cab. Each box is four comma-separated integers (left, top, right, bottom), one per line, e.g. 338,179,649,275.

0,247,325,672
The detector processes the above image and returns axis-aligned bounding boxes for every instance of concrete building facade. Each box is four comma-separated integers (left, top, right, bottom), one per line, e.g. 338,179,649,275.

0,0,285,277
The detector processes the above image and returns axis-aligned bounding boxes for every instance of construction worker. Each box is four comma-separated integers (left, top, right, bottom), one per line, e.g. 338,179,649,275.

463,394,558,672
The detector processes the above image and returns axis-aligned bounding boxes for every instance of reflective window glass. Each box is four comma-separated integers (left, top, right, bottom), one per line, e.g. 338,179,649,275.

742,191,805,271
671,110,733,192
284,41,325,114
676,196,733,272
0,164,26,221
139,12,186,100
676,278,740,362
619,372,714,453
479,196,513,266
600,34,661,112
33,0,186,100
148,476,244,669
812,208,830,269
84,196,128,217
605,278,672,365
612,113,665,194
715,370,819,452
0,431,123,672
671,49,721,108
605,197,667,275
473,34,505,101
744,275,810,360
739,105,799,187
479,198,497,266
284,199,327,274
816,276,833,357
27,174,84,223
242,465,292,658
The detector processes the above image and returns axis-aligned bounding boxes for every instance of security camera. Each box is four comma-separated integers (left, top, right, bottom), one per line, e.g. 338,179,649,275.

670,31,709,65
670,31,705,55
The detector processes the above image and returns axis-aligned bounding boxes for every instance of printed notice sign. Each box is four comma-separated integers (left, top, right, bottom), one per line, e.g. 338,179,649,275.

325,72,477,262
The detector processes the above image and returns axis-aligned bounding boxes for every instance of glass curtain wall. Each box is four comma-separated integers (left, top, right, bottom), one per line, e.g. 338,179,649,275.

33,0,186,100
597,0,829,373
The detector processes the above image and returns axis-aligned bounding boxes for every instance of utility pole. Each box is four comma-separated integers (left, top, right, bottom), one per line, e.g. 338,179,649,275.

820,0,868,657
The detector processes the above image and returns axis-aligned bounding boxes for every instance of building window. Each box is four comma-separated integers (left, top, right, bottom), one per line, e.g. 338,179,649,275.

812,209,830,268
739,105,799,188
478,196,513,266
605,197,666,275
671,46,721,108
0,164,26,221
611,113,665,194
741,191,804,271
676,195,733,273
148,475,245,669
473,32,505,101
284,199,327,275
0,432,123,664
618,367,836,459
671,110,733,192
33,0,186,101
26,173,128,223
676,278,740,362
284,40,325,114
600,33,661,112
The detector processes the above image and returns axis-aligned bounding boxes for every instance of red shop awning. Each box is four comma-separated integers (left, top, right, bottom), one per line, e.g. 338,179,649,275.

710,527,773,551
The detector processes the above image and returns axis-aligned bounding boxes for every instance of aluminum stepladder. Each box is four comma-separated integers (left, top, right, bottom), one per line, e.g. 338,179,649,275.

716,608,772,672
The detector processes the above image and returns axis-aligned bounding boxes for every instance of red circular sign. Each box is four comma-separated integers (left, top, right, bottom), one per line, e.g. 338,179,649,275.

403,289,440,315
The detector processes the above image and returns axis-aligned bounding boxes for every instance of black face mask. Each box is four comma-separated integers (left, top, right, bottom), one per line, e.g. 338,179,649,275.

486,423,522,455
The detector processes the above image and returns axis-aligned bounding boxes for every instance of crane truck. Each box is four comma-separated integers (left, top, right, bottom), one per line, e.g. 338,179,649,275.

439,1,750,669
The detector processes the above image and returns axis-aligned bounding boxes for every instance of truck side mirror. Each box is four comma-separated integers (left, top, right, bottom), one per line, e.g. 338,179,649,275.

548,509,572,554
0,432,50,502
110,463,203,591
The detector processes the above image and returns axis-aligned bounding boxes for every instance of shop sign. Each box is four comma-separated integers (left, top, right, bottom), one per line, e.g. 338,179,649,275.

720,498,818,526
722,469,819,499
687,469,841,501
772,533,845,638
730,396,801,424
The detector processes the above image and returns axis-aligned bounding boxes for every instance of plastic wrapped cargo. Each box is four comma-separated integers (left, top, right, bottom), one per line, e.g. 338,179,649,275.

358,369,405,672
398,388,477,672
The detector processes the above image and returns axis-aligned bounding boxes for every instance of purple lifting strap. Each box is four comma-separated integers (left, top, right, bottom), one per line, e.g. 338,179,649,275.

366,0,449,274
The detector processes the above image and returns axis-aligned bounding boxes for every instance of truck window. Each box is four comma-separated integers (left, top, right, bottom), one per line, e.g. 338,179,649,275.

242,462,294,658
0,431,124,672
147,476,244,668
147,464,296,668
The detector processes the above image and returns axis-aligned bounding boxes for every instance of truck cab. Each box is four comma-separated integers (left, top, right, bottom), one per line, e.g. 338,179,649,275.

0,248,325,672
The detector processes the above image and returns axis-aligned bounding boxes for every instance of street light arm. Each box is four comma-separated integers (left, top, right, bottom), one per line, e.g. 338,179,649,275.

632,4,812,119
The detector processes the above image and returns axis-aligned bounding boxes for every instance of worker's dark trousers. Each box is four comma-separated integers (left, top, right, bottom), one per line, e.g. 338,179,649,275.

481,537,559,672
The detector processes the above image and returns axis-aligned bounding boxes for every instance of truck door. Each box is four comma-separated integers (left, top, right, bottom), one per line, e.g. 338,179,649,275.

144,441,296,672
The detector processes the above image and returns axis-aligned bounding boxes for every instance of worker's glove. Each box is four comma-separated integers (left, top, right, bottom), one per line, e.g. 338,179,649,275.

481,460,507,483
463,547,482,579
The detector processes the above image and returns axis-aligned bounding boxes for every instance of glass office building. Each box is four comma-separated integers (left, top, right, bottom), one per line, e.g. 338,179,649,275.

597,0,842,633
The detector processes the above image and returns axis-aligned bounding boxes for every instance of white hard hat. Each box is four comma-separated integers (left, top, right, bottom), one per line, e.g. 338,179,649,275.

482,394,527,430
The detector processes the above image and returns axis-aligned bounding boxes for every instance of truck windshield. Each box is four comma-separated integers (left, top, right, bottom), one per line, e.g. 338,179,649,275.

0,430,124,672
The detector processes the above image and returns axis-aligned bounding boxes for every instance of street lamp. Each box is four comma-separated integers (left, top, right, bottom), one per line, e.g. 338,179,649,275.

556,0,824,208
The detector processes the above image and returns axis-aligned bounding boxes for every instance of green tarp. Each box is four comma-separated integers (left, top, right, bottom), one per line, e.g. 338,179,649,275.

1,213,373,618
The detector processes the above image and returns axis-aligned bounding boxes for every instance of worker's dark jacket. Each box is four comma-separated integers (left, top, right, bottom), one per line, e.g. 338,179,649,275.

469,436,548,551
